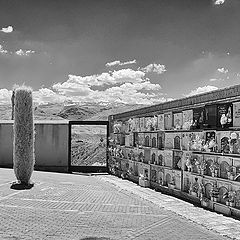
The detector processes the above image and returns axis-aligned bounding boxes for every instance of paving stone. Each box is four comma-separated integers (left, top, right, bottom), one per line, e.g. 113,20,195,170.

98,175,240,240
0,168,234,240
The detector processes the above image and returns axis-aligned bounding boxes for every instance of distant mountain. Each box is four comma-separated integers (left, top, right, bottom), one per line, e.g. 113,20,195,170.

84,104,147,121
56,102,148,121
0,102,147,121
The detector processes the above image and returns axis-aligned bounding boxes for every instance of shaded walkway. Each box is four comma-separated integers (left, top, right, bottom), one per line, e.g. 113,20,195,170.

0,168,234,240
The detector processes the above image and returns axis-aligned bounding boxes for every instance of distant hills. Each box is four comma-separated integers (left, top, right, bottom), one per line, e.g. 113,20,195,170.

0,102,147,121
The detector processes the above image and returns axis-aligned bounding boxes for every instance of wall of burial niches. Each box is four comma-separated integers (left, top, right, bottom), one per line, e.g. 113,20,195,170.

108,85,240,217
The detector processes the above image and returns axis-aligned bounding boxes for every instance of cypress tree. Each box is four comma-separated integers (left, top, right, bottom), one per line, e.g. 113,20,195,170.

12,85,35,188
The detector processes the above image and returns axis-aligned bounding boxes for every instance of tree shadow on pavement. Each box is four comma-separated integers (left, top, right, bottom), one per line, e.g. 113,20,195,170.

10,181,34,190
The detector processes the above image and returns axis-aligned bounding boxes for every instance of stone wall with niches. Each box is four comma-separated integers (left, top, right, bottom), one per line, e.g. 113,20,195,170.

108,84,240,218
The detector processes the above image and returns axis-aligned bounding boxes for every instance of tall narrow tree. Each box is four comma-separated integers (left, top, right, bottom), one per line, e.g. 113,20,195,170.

12,86,35,187
11,89,15,120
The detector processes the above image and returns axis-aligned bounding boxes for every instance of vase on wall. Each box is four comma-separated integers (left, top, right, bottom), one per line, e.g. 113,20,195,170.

211,196,218,202
168,183,175,190
229,175,234,180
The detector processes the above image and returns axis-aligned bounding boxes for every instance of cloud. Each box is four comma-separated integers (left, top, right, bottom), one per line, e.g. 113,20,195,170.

0,26,13,33
0,89,12,104
52,69,147,98
53,68,147,95
111,68,145,83
214,0,225,5
52,81,165,105
141,63,166,74
185,85,218,97
52,68,166,105
105,81,162,93
83,82,165,105
33,88,67,105
0,46,36,56
209,78,218,82
15,49,35,56
106,59,136,67
12,82,166,106
0,62,168,106
121,59,137,65
52,81,94,97
0,45,8,54
67,73,114,86
217,67,228,74
106,60,120,67
0,82,167,106
100,84,165,105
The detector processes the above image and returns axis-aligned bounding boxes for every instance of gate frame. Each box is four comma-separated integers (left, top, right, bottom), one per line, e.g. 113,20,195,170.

68,120,109,173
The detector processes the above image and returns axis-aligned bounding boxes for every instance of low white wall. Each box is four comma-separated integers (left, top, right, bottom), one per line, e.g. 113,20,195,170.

0,120,69,172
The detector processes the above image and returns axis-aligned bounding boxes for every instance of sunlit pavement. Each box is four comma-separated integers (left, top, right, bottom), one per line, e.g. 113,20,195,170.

0,168,238,240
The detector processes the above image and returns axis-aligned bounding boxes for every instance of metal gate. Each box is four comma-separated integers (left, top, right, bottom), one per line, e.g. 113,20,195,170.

68,121,109,173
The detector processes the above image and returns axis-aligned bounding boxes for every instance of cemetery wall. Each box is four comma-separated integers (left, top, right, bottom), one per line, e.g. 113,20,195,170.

0,120,69,172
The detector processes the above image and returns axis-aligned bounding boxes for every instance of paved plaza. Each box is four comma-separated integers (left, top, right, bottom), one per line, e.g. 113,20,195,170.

0,168,239,240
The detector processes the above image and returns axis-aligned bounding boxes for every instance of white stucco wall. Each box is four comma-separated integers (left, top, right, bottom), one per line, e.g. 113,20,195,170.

0,120,69,172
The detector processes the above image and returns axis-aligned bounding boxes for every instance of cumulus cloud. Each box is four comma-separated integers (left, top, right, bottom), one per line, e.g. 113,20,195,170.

0,83,168,106
105,81,161,93
141,63,166,74
52,81,94,97
0,26,13,33
52,67,166,105
101,86,164,105
33,88,67,105
111,69,145,83
0,62,168,106
53,68,147,96
53,70,146,98
0,87,68,105
15,49,35,56
81,82,165,105
67,73,114,86
0,89,12,104
53,81,164,105
214,0,225,5
185,85,218,97
106,59,136,67
0,45,8,54
217,67,228,74
0,64,167,106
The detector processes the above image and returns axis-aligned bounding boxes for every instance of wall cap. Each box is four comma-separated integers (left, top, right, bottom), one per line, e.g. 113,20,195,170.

0,120,69,125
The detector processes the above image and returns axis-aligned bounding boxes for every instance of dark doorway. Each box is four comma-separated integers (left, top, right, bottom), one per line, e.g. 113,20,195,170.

68,121,109,173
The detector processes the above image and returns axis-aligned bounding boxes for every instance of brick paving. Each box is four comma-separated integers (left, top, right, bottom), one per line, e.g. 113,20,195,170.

0,168,236,240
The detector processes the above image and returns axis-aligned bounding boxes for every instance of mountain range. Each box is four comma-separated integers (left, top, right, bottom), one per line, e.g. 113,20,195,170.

0,102,147,121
